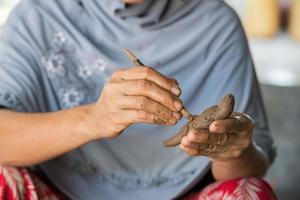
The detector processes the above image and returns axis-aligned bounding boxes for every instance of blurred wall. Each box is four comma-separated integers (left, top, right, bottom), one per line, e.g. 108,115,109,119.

226,1,300,200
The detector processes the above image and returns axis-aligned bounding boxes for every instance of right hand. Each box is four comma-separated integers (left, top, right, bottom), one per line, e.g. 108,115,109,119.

86,66,184,139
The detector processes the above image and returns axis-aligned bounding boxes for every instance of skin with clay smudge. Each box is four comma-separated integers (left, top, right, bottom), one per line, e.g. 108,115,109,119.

164,94,235,147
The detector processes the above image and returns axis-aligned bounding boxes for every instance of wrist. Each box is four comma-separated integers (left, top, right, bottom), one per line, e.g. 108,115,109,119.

212,142,269,180
71,104,100,142
80,103,113,141
238,142,268,165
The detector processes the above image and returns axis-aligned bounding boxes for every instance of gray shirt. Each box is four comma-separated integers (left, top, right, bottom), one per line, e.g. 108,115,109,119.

0,0,275,199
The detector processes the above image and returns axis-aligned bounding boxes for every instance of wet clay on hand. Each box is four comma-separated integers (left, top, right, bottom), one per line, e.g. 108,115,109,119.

163,94,235,147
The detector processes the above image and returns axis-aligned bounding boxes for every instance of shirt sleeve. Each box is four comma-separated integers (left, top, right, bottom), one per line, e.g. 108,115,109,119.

0,3,49,112
204,2,276,163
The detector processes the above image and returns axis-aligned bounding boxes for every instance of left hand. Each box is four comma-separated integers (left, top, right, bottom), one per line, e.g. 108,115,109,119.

180,112,254,162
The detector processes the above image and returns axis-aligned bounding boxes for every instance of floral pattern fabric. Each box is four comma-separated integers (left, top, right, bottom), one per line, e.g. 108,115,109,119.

41,32,110,109
183,177,277,200
0,166,276,200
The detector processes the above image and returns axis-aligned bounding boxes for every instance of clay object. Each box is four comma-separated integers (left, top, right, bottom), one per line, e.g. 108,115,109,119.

163,94,235,147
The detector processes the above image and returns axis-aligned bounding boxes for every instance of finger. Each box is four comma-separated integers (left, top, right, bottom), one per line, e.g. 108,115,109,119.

181,136,226,153
186,129,210,143
119,95,181,124
210,114,253,134
111,67,181,96
208,132,236,145
180,144,201,157
118,79,183,112
209,118,242,134
180,144,216,157
186,130,236,146
120,110,172,126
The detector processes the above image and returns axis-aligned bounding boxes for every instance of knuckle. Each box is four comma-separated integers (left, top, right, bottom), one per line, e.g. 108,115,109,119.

136,67,150,79
162,95,173,107
137,79,148,91
137,96,147,109
142,67,152,77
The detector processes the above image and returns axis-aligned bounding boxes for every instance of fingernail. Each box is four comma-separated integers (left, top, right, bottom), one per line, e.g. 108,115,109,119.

181,137,189,146
174,101,183,110
171,86,181,96
172,112,181,120
213,123,220,132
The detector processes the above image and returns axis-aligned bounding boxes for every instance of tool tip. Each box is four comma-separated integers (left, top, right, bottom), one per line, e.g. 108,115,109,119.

123,48,138,61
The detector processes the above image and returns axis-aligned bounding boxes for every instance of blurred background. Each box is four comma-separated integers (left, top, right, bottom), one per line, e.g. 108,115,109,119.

0,0,18,27
0,0,299,199
224,1,300,199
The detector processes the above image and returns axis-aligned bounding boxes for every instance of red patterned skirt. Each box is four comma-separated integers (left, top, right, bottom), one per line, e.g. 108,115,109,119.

0,166,277,200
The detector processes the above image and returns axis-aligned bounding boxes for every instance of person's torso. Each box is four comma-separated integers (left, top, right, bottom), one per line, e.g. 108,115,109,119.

6,0,236,199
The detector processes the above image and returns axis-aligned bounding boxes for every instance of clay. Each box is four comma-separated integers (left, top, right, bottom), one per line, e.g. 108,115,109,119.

163,94,235,147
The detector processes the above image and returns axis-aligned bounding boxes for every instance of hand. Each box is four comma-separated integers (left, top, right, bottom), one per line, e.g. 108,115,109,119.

180,113,254,162
86,66,183,139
